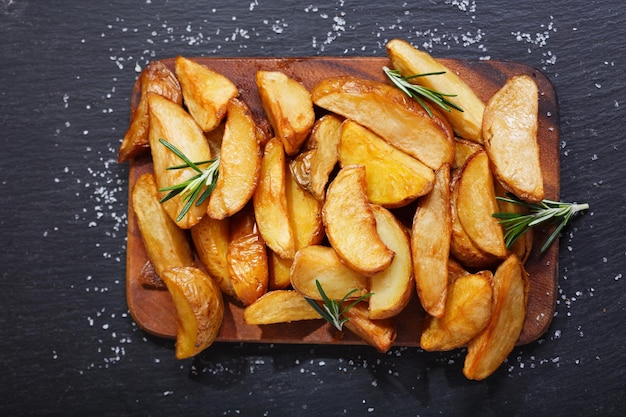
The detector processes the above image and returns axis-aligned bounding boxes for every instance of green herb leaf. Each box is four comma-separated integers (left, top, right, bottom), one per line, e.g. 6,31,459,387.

304,280,374,331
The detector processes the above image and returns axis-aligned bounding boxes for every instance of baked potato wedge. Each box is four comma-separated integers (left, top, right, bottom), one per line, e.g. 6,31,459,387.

253,137,296,259
411,164,451,318
483,74,544,202
132,173,195,279
227,205,268,305
386,38,485,143
256,70,315,156
268,250,293,290
457,151,507,258
289,114,342,201
207,98,262,220
339,120,434,208
190,215,234,296
420,271,493,352
160,266,224,359
342,303,396,353
118,61,182,163
147,93,212,229
322,165,395,275
286,161,324,251
175,56,238,132
311,75,454,170
244,290,321,325
463,254,529,380
453,137,483,170
368,205,414,320
290,245,369,301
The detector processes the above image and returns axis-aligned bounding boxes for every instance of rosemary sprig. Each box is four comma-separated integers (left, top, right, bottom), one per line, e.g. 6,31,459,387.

157,138,219,222
383,66,464,117
493,193,589,254
304,280,374,331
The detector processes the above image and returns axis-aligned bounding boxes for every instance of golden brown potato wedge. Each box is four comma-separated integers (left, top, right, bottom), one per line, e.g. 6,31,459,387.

147,93,212,229
342,303,396,353
463,254,529,380
339,120,435,208
495,181,534,263
207,98,262,219
227,205,269,305
253,137,296,259
420,271,493,352
290,245,369,301
483,74,544,202
322,165,395,275
190,215,234,296
457,151,507,259
447,257,470,282
411,164,451,318
368,205,414,320
453,137,483,170
160,266,224,359
244,290,322,325
268,250,293,290
285,162,324,251
289,114,342,201
256,70,315,156
386,38,485,143
118,61,182,163
132,173,195,278
175,56,238,132
312,75,454,170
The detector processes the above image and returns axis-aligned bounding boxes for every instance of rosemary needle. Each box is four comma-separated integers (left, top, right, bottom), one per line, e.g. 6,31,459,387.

383,66,464,117
157,138,219,222
304,280,374,331
493,193,590,254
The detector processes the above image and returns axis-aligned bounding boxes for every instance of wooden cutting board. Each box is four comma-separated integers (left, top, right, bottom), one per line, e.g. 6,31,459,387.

125,56,560,347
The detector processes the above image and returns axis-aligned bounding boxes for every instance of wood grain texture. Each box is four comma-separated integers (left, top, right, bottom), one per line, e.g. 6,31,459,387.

125,56,559,347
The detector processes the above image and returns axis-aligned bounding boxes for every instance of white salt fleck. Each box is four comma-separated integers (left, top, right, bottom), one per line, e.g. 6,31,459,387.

163,391,174,396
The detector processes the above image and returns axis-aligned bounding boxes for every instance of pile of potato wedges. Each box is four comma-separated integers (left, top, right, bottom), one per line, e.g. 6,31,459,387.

120,38,545,380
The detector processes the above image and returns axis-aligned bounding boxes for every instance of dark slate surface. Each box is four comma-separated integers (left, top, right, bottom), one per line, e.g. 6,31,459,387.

1,1,623,416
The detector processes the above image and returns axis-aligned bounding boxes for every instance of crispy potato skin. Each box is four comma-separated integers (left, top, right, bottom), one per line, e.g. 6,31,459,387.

342,303,396,353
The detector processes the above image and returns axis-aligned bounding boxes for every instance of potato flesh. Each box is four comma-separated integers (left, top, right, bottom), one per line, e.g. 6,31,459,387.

268,250,293,290
342,303,396,353
323,165,394,275
412,165,451,318
386,38,485,144
244,290,321,325
118,61,182,163
285,163,324,251
147,92,212,229
339,120,434,208
160,267,224,360
207,98,261,220
190,215,234,296
132,173,195,278
290,245,369,301
483,74,544,202
463,254,529,380
175,56,238,132
312,75,454,170
368,205,414,320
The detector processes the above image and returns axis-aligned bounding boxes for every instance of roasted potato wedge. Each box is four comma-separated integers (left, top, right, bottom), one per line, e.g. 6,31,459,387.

207,98,262,220
342,303,396,353
268,250,293,290
175,56,238,132
227,205,268,305
289,114,342,201
160,266,224,359
420,271,493,352
256,70,315,156
118,61,182,163
457,151,507,258
386,38,485,143
285,162,324,250
495,181,533,263
339,120,434,208
132,173,195,279
147,92,212,229
412,164,451,318
483,75,544,202
253,137,296,259
453,137,483,170
190,215,234,296
368,205,414,320
463,254,529,380
323,165,395,275
312,75,454,170
244,290,321,325
290,245,369,301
